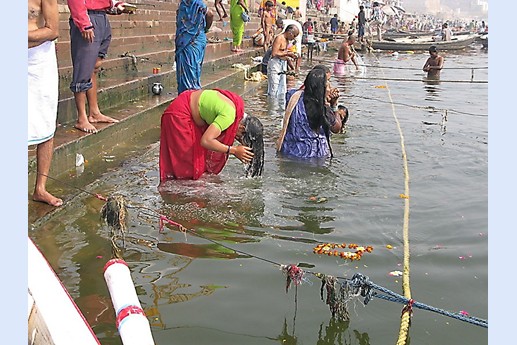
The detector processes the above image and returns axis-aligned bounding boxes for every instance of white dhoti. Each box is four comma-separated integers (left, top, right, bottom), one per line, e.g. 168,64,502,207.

267,57,287,98
28,40,58,146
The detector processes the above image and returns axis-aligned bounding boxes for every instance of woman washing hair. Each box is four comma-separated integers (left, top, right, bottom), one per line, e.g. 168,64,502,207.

160,88,263,181
276,66,344,158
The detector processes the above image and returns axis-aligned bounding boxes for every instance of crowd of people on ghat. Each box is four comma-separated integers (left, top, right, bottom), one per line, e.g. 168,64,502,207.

31,0,464,207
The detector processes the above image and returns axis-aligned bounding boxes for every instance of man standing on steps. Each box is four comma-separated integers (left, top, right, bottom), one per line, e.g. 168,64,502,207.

67,0,130,134
28,0,63,207
357,5,366,43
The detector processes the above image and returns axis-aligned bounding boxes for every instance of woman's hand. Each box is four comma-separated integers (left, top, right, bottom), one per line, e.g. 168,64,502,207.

327,87,339,106
231,145,254,164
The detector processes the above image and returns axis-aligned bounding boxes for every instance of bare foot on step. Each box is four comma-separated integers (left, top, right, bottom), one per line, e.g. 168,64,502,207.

74,120,98,134
33,190,63,207
88,112,119,124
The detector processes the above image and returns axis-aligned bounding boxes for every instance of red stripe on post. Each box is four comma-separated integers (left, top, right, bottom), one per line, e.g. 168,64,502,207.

116,305,146,328
103,258,128,273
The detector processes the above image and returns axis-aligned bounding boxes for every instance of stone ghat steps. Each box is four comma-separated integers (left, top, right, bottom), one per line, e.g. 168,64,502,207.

54,0,263,126
57,36,258,95
57,47,262,125
56,24,259,68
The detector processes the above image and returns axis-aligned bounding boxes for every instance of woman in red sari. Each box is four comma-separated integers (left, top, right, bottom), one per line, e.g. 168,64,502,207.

159,88,258,181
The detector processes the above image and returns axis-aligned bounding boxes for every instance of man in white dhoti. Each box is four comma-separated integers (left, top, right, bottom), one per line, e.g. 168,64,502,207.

267,24,299,99
28,0,63,206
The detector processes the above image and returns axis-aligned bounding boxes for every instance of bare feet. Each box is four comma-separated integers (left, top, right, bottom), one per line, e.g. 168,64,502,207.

74,121,98,134
33,190,63,207
88,112,119,124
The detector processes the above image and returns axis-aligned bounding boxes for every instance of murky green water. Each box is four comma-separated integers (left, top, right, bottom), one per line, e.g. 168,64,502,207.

30,45,488,345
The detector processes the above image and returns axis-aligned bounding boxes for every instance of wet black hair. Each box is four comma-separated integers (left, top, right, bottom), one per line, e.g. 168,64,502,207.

303,68,334,157
312,64,331,74
429,45,438,52
241,116,264,177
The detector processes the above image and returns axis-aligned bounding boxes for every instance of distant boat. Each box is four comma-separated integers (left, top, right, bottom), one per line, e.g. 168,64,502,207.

382,29,436,39
479,34,488,48
371,34,477,51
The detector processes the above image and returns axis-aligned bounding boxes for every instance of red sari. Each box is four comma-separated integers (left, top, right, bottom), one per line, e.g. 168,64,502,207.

159,89,244,181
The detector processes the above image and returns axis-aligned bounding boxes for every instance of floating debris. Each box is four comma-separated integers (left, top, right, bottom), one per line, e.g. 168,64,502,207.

75,153,85,167
389,270,403,277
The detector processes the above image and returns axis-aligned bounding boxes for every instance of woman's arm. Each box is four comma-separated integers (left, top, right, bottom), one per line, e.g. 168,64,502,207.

200,124,254,163
327,106,342,133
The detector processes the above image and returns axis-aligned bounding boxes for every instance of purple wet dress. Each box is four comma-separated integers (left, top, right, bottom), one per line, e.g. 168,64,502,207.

280,89,330,158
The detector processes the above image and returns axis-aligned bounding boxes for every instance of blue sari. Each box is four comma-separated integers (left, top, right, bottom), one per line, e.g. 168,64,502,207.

280,89,330,158
175,0,207,95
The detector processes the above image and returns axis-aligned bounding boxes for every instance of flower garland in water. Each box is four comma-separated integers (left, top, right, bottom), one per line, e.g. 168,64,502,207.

313,243,374,261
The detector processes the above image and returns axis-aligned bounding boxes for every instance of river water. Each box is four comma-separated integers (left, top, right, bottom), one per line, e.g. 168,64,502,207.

30,44,488,345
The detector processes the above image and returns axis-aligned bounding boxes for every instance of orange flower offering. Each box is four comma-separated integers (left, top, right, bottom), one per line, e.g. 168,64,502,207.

312,242,373,261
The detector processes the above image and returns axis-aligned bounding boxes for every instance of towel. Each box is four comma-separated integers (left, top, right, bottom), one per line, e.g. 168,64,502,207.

28,40,58,145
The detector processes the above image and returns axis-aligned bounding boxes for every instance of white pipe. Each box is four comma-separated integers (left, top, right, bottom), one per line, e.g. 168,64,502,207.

103,259,155,345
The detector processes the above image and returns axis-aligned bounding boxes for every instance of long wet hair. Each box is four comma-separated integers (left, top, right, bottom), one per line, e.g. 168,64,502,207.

303,68,327,132
303,67,334,157
241,115,264,177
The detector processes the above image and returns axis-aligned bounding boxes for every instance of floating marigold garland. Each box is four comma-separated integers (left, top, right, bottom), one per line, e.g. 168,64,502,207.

313,243,374,261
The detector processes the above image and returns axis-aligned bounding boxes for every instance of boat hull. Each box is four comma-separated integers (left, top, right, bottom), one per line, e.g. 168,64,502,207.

371,35,477,51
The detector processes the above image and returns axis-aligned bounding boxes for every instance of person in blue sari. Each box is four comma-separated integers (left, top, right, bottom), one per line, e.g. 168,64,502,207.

276,67,345,159
175,0,214,95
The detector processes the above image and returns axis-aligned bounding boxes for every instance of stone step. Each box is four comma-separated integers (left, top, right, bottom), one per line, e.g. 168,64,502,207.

56,24,259,68
56,46,262,125
57,33,258,92
57,0,179,13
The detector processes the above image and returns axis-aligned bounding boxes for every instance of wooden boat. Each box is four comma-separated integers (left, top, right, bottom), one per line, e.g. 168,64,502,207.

479,34,488,48
382,29,435,39
28,238,100,344
371,34,477,51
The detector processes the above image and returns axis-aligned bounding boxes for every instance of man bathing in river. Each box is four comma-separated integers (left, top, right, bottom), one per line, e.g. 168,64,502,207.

422,45,444,79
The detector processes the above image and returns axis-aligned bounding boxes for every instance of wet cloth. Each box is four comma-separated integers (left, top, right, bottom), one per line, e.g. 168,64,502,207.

175,0,207,94
267,57,287,97
279,89,330,158
159,89,244,181
28,41,58,146
333,58,345,75
230,0,246,46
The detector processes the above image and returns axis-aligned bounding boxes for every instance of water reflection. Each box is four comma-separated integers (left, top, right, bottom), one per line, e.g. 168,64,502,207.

423,78,442,100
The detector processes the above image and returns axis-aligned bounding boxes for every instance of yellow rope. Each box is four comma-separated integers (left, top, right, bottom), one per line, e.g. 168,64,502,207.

377,58,413,345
